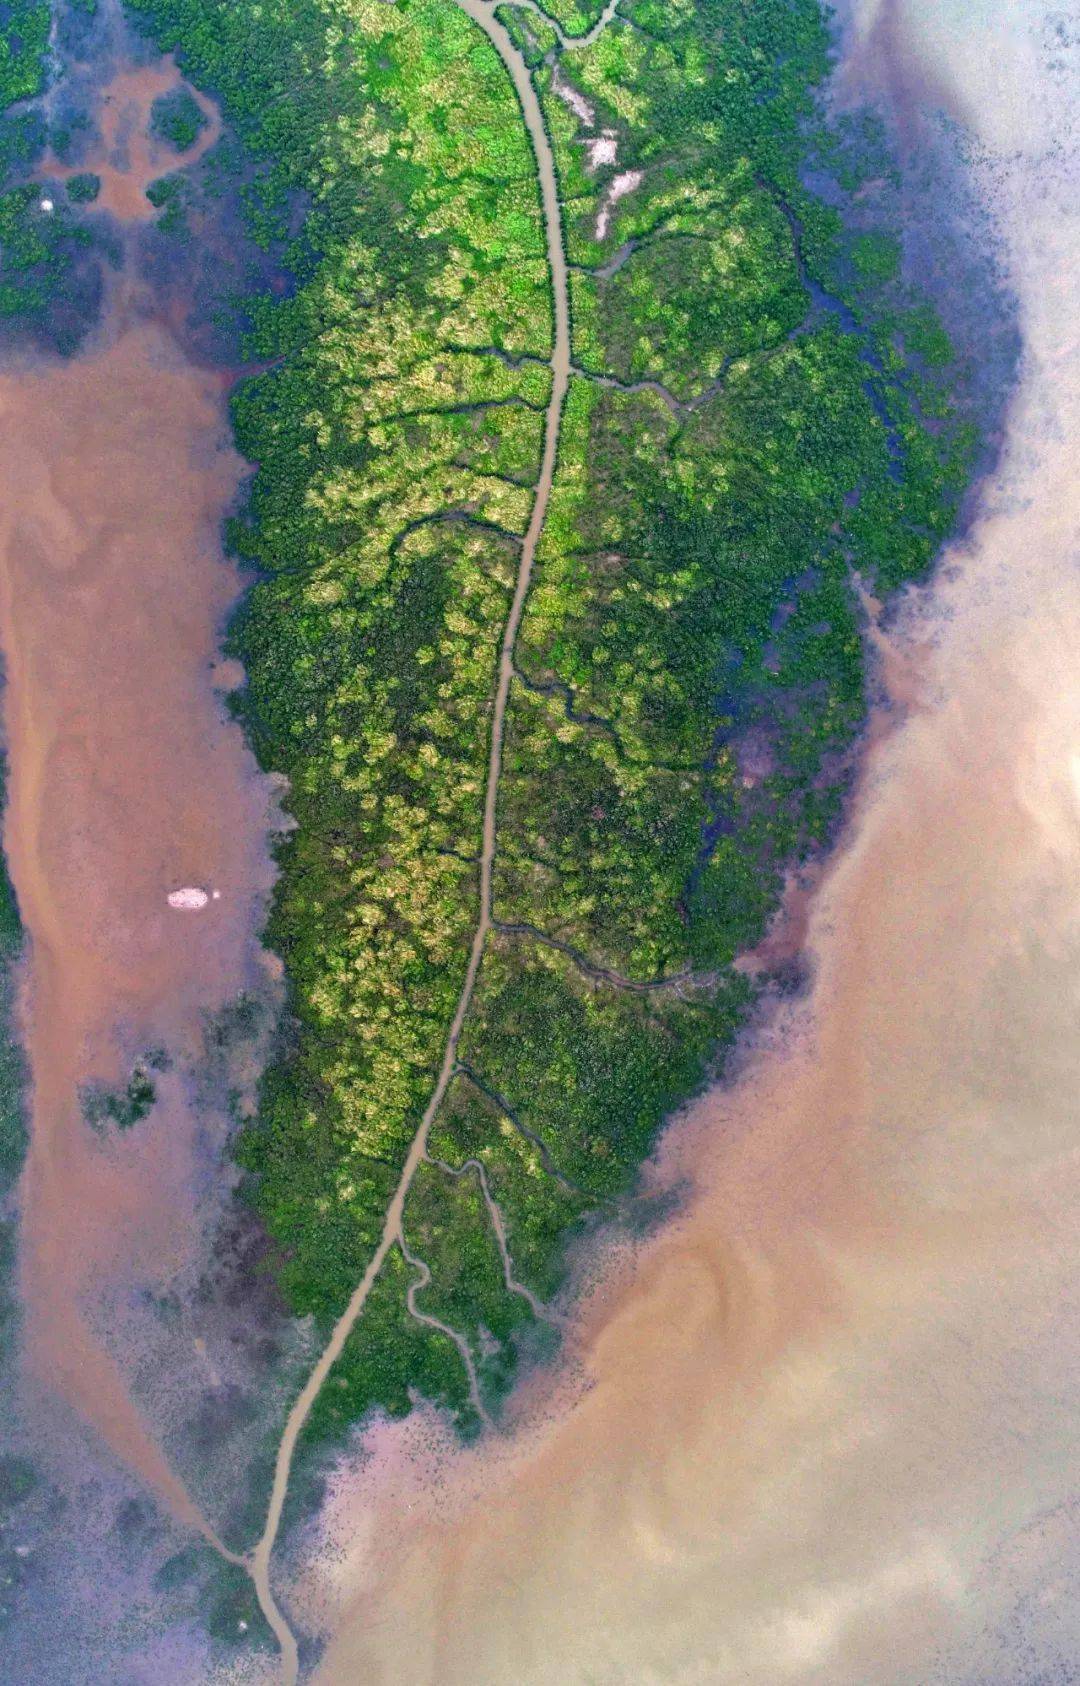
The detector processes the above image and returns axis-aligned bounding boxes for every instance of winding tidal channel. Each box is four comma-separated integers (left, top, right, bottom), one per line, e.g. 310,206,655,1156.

247,0,583,1672
4,2,1075,1684
288,5,1080,1684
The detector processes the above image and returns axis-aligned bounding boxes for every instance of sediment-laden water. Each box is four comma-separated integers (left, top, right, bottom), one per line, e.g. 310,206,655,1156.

277,5,1080,1683
0,310,276,1512
0,24,288,1678
43,58,220,219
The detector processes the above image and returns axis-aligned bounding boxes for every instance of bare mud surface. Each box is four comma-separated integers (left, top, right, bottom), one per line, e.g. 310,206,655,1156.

270,6,1080,1684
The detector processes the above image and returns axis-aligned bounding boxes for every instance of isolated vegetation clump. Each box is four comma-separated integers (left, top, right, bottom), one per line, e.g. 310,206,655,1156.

65,170,100,202
150,86,207,152
122,0,979,1438
82,1052,166,1132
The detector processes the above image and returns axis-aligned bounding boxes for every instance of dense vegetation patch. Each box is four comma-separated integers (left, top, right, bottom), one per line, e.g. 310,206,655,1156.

65,169,100,202
150,85,207,152
120,0,977,1436
0,0,49,109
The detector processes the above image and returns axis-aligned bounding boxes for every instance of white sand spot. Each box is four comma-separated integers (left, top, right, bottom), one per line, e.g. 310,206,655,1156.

552,67,595,127
167,886,210,911
587,131,618,169
595,169,642,240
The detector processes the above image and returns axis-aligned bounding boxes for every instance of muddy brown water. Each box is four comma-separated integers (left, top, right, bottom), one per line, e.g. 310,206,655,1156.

0,46,276,1536
43,58,220,221
2,5,1074,1683
0,313,276,1525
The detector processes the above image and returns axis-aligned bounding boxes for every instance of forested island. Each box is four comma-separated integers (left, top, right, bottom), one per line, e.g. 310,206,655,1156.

0,0,977,1503
132,0,974,1438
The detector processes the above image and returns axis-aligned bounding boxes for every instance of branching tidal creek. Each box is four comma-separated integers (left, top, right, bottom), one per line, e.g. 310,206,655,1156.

247,2,588,1672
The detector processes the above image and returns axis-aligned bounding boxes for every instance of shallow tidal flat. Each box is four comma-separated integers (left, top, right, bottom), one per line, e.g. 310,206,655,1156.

0,314,278,1490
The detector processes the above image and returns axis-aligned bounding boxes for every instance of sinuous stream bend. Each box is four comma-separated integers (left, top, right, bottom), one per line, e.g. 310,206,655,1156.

2,2,1028,1682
